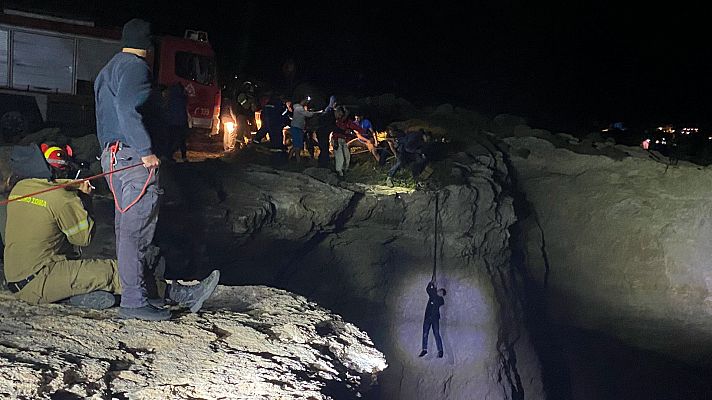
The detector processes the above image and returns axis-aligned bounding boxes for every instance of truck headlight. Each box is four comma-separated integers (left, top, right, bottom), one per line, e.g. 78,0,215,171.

225,121,236,134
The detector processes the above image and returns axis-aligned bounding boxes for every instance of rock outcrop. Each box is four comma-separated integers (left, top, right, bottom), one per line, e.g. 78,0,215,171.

150,148,544,399
502,132,712,366
1,121,545,399
0,285,385,399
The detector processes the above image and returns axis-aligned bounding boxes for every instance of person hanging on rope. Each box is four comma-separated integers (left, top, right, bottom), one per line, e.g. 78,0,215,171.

419,279,446,358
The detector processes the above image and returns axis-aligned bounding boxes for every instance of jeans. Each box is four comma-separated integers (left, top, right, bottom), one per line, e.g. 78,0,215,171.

422,316,443,352
101,146,161,308
315,130,331,167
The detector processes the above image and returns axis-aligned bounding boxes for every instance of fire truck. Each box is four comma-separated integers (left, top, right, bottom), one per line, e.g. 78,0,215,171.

0,8,220,141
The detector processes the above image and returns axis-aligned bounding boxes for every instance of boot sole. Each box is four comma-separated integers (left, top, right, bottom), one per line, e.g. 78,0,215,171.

68,291,116,309
118,307,171,321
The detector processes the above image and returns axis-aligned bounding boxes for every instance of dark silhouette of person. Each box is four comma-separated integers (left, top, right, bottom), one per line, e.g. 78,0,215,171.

420,280,446,358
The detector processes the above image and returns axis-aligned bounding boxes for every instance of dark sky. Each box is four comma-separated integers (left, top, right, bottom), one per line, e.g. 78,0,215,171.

9,1,712,132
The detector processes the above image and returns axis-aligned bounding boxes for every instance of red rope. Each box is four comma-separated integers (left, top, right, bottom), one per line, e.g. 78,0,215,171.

0,162,145,206
108,143,154,214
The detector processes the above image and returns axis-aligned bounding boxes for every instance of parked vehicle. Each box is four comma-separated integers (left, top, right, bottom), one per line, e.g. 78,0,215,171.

0,8,220,141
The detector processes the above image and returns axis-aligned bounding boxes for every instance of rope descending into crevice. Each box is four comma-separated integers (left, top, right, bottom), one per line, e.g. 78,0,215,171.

432,192,439,282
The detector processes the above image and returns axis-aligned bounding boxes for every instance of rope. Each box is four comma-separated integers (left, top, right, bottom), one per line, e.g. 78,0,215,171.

432,192,439,282
108,142,154,213
0,162,144,206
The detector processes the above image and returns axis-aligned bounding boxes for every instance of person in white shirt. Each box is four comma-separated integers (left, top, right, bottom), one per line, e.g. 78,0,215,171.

288,96,321,163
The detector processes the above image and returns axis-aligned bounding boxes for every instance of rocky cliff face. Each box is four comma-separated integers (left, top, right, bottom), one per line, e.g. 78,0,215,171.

501,132,712,366
152,147,544,399
0,285,385,399
1,120,545,399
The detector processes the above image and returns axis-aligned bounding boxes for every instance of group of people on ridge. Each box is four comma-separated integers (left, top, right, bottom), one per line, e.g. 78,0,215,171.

234,90,440,186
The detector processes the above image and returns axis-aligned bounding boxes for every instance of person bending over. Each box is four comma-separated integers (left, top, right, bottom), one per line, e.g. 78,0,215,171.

3,144,219,317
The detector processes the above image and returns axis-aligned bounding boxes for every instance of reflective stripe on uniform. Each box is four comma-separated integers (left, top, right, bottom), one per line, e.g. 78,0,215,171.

62,219,90,237
43,146,62,160
8,195,47,208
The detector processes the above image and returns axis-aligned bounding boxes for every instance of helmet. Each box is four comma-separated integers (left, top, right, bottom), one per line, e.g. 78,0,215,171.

40,143,73,170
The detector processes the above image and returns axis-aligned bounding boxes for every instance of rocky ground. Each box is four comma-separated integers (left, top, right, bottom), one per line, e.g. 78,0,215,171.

0,285,386,399
0,100,546,400
12,94,712,399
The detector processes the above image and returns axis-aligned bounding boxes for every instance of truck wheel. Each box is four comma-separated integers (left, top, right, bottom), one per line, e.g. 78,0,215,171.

0,111,30,142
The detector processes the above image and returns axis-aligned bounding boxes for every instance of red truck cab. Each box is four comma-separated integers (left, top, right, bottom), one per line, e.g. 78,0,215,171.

155,31,220,135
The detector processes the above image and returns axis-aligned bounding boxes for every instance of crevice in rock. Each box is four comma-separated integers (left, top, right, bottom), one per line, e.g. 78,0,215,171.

495,140,573,399
275,191,365,287
534,217,551,288
48,390,84,399
117,341,154,358
496,339,524,400
37,370,59,397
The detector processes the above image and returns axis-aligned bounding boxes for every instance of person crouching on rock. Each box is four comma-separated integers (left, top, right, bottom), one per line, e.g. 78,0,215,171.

419,279,446,358
3,143,220,318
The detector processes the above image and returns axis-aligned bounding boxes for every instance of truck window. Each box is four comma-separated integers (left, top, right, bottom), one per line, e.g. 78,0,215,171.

175,51,215,86
0,29,8,87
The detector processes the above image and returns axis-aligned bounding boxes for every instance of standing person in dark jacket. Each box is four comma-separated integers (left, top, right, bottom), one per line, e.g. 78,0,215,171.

252,93,288,149
419,280,446,358
94,18,170,321
165,82,189,161
314,96,337,168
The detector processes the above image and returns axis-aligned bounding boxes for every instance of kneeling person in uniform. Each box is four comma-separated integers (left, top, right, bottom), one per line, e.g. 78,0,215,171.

3,144,219,317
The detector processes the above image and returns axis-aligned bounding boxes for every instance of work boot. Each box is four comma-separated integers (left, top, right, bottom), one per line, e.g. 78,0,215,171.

68,291,116,309
418,350,427,357
119,304,171,321
168,270,220,313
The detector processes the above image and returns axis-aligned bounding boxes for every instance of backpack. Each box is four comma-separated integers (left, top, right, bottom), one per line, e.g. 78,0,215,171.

10,144,51,180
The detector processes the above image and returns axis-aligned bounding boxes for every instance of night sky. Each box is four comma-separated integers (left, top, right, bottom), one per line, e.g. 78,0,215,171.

9,1,712,132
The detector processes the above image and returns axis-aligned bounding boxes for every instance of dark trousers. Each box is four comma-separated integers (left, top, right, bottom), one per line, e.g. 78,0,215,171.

101,146,161,308
169,125,189,159
254,126,268,141
422,316,443,352
315,130,331,168
269,125,285,149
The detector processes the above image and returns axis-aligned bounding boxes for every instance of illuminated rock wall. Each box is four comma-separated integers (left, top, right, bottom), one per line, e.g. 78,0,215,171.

504,133,712,365
153,149,544,399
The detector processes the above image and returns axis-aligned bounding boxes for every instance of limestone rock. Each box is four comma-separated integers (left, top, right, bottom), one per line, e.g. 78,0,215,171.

148,140,544,399
490,114,528,137
0,286,386,399
303,167,340,186
504,135,712,364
